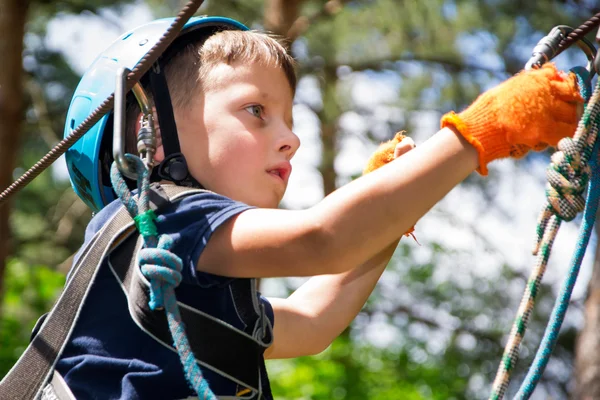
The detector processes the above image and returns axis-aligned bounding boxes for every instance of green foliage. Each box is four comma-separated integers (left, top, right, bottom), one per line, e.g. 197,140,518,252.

0,258,65,377
272,332,481,399
269,335,434,400
199,0,265,26
1,0,594,397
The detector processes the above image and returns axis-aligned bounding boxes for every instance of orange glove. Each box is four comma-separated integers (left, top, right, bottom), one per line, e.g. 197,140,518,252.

363,132,408,174
363,132,417,240
441,63,583,175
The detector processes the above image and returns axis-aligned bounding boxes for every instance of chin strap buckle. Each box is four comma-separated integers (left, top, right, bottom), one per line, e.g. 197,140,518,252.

155,152,199,187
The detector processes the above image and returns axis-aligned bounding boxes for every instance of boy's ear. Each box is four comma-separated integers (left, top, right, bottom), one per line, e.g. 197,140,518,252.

135,111,165,163
154,141,165,163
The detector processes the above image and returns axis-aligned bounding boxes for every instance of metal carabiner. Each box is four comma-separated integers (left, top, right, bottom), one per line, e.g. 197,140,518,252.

132,84,156,169
525,25,597,83
114,67,156,180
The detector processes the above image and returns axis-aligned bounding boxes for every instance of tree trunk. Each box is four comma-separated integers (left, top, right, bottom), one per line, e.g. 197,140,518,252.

319,121,337,196
0,0,28,301
317,66,341,196
573,215,600,399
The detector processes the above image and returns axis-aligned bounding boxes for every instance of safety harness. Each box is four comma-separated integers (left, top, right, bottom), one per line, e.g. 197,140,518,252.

0,184,272,400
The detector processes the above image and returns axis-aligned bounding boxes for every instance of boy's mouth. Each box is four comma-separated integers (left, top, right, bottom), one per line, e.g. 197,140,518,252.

267,162,291,184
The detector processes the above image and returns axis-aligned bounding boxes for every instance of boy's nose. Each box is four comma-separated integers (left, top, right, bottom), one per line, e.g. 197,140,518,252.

278,128,301,160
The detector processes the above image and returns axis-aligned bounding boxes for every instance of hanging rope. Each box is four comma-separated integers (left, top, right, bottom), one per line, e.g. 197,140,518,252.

488,74,600,400
111,155,216,400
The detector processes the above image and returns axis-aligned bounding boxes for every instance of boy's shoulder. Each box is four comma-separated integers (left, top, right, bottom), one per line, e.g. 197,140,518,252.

86,187,250,237
79,187,253,284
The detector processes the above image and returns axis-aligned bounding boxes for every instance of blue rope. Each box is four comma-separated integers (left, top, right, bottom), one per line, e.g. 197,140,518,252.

514,69,599,399
110,155,216,400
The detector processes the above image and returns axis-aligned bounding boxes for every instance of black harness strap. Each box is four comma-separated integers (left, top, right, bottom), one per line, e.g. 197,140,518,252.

149,64,180,157
149,64,199,187
229,279,274,399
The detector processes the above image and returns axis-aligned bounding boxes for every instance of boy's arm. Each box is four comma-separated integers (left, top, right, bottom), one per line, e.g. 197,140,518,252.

199,127,477,277
264,239,398,359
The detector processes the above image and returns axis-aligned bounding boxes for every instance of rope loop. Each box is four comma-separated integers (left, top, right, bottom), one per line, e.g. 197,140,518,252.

544,137,589,221
139,234,183,310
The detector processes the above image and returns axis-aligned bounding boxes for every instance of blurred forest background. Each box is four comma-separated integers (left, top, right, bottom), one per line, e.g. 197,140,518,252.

2,0,600,399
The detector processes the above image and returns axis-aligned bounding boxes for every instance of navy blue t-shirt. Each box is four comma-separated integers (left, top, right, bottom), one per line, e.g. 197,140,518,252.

56,190,274,399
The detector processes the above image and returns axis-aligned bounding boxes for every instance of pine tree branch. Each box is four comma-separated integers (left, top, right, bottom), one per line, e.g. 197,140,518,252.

286,0,351,41
300,53,509,79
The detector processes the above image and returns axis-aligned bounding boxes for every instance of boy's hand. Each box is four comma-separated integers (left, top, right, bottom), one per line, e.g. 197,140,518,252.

440,63,583,175
362,132,415,173
363,132,417,238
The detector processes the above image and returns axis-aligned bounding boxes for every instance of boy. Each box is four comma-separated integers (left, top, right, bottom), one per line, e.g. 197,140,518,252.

56,15,582,400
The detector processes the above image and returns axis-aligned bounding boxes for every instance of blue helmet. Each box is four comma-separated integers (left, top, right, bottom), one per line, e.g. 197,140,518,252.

63,16,248,212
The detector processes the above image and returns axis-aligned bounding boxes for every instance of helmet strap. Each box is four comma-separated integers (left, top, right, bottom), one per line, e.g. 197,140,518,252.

148,62,201,188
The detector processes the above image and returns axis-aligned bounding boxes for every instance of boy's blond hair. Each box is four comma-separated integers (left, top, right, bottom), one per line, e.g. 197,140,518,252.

126,29,296,154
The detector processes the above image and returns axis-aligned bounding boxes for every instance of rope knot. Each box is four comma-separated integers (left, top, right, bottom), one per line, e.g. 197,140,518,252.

138,234,183,310
545,137,588,221
534,137,590,254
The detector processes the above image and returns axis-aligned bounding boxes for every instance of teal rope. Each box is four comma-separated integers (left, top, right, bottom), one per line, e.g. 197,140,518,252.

571,66,593,101
110,155,216,400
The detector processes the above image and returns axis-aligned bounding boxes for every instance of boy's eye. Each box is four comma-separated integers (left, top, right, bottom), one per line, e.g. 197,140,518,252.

245,105,264,119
